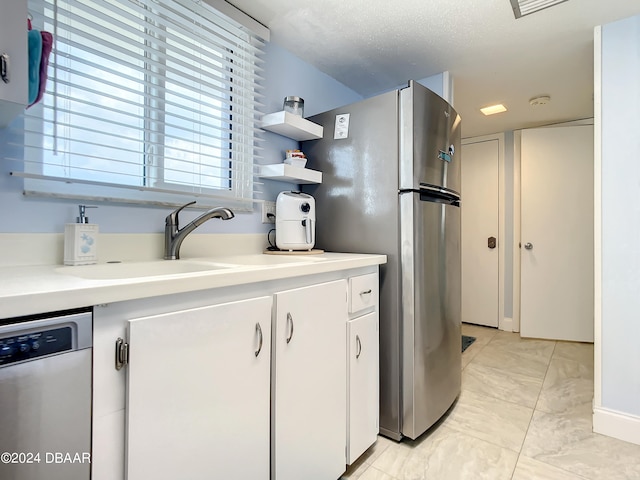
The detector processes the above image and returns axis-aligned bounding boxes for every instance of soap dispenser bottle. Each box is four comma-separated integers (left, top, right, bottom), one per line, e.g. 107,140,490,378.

64,205,99,266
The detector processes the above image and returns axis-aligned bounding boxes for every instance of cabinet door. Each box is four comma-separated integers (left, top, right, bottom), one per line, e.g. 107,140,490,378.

126,296,272,480
273,280,347,480
0,0,28,126
347,312,379,464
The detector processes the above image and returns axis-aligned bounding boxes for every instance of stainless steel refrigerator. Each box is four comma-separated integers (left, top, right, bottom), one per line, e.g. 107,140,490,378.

301,80,461,440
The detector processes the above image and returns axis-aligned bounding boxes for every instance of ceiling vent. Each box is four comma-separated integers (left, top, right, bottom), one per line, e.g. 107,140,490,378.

509,0,569,18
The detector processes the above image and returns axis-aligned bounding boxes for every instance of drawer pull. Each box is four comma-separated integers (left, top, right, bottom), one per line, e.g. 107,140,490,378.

356,335,362,359
360,289,372,296
255,322,263,357
286,312,294,344
1,53,9,84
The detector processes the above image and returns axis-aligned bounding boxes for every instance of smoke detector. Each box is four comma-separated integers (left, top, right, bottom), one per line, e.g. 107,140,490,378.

509,0,569,19
529,96,551,107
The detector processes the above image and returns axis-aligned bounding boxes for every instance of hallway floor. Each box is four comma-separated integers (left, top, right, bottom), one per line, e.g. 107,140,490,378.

342,323,640,479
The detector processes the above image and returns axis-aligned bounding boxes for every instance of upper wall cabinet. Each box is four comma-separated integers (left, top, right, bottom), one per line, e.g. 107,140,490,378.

0,2,28,127
261,111,323,141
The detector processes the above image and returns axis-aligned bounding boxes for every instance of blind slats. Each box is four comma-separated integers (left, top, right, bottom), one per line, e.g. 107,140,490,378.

18,0,265,208
47,4,265,94
42,0,265,74
39,88,265,142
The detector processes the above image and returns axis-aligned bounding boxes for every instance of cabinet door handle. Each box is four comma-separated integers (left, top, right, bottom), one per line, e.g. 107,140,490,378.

360,289,372,296
356,335,362,359
286,312,294,344
1,54,9,84
255,322,263,357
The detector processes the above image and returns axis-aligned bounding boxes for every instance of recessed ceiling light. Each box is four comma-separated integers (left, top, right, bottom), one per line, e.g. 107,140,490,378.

529,95,551,106
480,104,507,116
509,0,569,19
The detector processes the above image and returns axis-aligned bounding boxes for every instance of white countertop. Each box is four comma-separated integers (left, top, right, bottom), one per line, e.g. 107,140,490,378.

0,252,386,319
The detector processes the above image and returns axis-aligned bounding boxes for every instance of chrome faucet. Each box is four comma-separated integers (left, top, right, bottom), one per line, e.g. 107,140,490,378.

164,201,234,260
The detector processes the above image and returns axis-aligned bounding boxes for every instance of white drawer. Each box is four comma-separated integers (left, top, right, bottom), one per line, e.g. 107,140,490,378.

349,273,378,315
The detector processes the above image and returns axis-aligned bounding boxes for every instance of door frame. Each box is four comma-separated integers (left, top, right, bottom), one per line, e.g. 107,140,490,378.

513,131,522,333
461,133,506,331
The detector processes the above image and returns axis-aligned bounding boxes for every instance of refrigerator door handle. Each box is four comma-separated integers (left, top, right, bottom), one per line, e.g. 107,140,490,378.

400,186,460,205
418,184,460,200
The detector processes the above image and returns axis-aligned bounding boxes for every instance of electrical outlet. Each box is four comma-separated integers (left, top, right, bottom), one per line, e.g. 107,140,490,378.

261,201,276,224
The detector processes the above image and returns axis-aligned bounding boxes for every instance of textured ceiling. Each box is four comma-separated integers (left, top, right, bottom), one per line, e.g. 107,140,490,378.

227,0,640,138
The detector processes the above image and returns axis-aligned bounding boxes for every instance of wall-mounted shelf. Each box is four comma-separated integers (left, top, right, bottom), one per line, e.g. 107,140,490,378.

261,111,323,141
259,164,322,184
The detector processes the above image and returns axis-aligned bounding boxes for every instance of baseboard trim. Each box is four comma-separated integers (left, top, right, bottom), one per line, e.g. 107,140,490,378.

593,406,640,446
500,317,514,332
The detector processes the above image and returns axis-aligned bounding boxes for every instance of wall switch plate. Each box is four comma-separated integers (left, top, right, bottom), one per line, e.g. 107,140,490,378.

261,201,276,224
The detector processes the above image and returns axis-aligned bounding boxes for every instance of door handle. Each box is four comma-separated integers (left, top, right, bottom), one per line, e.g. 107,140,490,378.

255,322,263,357
488,236,496,249
524,242,534,250
356,335,362,359
285,312,294,344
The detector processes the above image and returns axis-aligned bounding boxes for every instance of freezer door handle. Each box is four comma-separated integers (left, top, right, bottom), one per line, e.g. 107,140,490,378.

488,236,496,249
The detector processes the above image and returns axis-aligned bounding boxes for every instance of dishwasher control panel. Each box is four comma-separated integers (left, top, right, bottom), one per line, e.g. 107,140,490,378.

0,326,73,366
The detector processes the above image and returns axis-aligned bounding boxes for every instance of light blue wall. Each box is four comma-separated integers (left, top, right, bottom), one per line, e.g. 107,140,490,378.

600,14,640,416
503,131,514,319
257,42,363,202
0,42,361,235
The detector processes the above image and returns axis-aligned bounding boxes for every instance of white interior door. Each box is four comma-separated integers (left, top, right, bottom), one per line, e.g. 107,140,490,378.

461,138,500,328
520,125,594,342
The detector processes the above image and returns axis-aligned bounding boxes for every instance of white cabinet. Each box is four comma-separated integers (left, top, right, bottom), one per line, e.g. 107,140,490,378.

347,312,379,464
0,1,28,126
92,304,129,480
273,280,347,480
89,265,381,480
346,272,380,464
125,296,272,480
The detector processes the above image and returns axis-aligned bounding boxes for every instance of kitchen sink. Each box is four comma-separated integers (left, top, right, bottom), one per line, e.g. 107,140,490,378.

55,260,231,280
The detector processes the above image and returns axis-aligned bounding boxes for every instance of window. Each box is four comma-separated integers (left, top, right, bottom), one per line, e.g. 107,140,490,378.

18,0,267,209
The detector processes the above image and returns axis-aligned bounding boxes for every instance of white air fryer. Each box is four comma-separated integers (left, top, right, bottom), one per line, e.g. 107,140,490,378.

276,191,316,251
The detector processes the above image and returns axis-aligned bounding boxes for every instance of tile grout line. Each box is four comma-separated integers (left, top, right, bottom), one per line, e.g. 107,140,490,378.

463,361,545,410
461,326,499,370
454,331,545,456
518,344,594,480
509,340,557,479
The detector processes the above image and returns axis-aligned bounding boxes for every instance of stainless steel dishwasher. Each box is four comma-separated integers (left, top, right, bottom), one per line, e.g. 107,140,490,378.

0,309,92,480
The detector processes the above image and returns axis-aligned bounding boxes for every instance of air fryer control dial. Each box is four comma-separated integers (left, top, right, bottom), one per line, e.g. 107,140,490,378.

300,202,311,213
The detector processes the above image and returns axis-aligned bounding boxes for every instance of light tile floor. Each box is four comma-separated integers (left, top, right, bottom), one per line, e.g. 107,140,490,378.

341,323,640,480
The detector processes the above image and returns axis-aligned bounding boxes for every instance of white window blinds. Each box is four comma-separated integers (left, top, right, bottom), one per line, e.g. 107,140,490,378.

14,0,266,209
